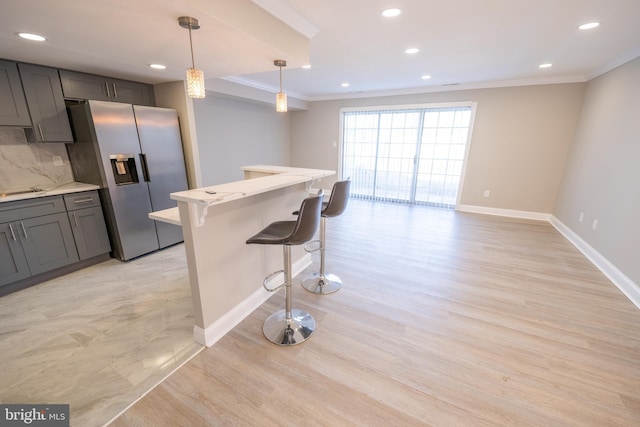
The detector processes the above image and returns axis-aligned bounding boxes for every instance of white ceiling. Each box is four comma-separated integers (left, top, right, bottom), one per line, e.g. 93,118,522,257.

2,0,639,102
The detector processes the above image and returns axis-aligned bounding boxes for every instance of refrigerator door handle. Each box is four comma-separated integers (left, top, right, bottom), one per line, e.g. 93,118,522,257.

139,153,151,182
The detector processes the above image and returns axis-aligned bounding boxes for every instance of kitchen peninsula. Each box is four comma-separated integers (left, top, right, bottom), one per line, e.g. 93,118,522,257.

151,165,335,346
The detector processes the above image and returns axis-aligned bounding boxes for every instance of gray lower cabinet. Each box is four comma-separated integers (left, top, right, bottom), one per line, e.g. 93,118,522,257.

59,69,155,106
0,59,31,126
0,212,79,287
16,212,79,275
18,63,73,143
0,222,31,286
0,191,111,290
64,191,111,260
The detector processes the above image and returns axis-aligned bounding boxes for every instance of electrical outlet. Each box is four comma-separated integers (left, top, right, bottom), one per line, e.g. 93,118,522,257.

483,190,490,197
579,212,584,222
592,219,598,230
332,141,337,148
52,155,64,167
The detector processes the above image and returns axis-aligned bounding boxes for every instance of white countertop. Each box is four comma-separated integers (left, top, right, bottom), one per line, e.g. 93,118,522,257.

149,207,181,226
170,165,334,206
0,182,100,203
160,165,334,227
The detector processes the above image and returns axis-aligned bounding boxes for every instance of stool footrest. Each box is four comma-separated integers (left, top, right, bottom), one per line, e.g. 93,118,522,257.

303,239,322,253
263,270,285,292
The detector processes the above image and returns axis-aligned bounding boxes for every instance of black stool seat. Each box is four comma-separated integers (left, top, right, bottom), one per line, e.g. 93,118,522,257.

296,179,350,294
246,218,318,246
246,190,323,346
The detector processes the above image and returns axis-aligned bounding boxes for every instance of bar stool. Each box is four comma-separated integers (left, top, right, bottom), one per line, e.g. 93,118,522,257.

300,179,350,295
246,190,324,346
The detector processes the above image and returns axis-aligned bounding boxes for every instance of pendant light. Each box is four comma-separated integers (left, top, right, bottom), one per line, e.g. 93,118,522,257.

274,59,287,112
178,16,206,98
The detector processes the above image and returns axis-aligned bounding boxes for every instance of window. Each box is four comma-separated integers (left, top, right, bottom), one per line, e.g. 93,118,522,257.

341,103,475,208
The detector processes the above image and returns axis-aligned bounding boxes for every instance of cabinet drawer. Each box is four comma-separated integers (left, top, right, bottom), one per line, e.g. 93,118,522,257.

0,196,66,223
64,190,101,211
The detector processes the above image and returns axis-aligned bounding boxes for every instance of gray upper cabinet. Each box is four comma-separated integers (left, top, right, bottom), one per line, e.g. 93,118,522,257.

59,70,155,106
0,59,31,126
18,63,73,143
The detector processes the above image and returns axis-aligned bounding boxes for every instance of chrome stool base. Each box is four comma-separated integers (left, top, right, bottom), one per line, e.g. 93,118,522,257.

263,308,315,346
302,273,342,294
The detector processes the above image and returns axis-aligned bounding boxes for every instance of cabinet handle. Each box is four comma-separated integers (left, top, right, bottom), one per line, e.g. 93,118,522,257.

8,223,16,241
112,83,118,98
37,124,44,140
20,221,27,239
105,81,111,97
73,198,94,204
72,212,79,227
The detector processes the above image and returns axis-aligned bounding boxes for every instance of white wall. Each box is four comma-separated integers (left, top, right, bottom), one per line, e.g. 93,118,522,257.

193,94,291,185
554,57,640,285
289,83,585,213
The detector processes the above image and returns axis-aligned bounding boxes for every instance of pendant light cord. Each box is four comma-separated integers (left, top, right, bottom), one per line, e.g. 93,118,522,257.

188,25,196,68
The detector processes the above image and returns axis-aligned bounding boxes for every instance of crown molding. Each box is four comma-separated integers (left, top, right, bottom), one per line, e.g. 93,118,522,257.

251,0,319,39
585,48,640,81
221,75,308,100
305,75,587,102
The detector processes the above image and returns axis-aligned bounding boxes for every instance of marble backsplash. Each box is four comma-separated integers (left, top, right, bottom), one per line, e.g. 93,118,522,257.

0,128,74,191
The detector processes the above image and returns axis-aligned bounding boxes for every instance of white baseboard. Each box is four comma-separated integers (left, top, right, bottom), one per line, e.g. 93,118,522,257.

549,216,640,310
193,253,313,347
455,204,639,310
456,204,551,221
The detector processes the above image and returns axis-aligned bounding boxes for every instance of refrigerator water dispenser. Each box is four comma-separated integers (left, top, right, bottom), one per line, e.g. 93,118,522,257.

109,154,139,185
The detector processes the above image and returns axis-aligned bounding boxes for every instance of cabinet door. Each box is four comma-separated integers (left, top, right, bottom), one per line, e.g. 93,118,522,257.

110,78,155,106
18,63,73,142
0,59,31,126
59,69,110,101
68,206,111,260
0,222,31,287
18,213,79,275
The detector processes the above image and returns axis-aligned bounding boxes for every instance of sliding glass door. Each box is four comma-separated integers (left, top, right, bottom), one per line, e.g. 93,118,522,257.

341,103,475,208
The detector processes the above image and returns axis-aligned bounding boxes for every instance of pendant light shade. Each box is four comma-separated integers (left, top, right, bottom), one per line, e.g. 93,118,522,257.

276,92,287,113
179,16,205,99
274,59,287,112
186,68,205,98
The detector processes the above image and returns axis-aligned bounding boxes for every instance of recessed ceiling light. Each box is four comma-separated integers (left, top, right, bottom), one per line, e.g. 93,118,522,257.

17,32,46,42
539,63,553,69
421,75,432,80
341,83,350,87
302,64,311,69
578,22,600,30
149,64,167,70
405,48,420,54
381,8,402,17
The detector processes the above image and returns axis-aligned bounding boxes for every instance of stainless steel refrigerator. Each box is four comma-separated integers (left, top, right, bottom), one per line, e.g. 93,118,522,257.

66,100,188,261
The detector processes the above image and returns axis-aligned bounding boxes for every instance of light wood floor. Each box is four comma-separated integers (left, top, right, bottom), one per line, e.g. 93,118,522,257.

111,199,640,426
